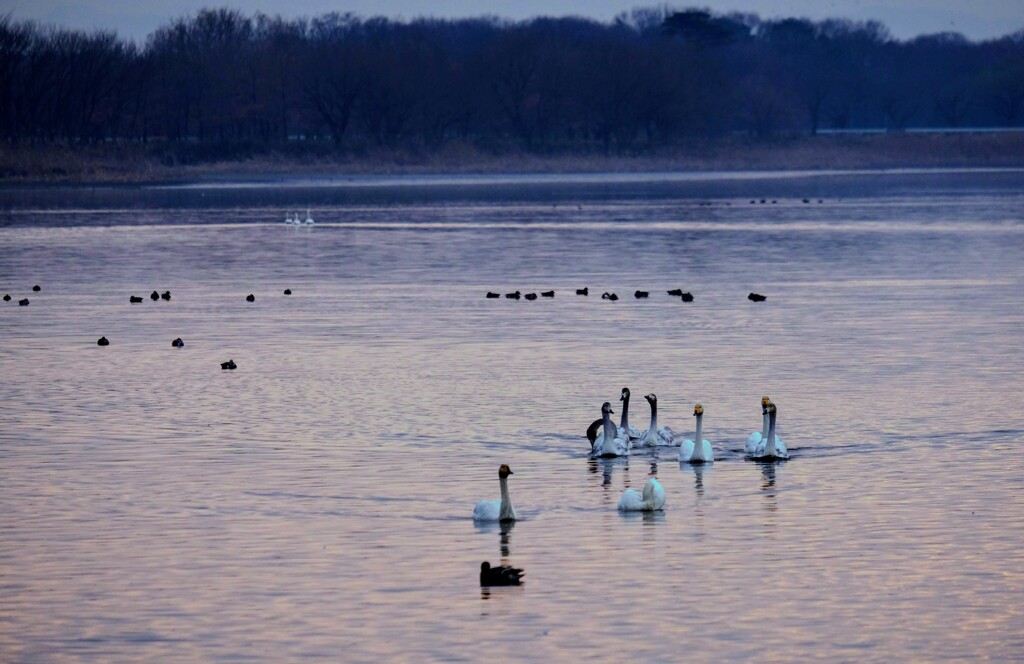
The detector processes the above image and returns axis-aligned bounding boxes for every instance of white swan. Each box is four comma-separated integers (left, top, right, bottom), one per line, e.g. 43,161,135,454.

638,393,675,446
680,403,714,463
618,477,666,511
304,209,315,225
617,387,642,440
591,402,630,458
472,464,517,522
745,396,772,455
284,212,294,225
748,400,789,460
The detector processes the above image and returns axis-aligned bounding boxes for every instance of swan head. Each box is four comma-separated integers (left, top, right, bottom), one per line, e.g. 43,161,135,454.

498,464,513,479
620,387,630,401
644,393,657,404
601,402,614,416
761,395,771,412
765,401,777,415
693,403,703,416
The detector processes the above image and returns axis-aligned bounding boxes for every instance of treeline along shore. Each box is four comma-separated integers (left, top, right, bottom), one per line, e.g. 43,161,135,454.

1,7,1023,182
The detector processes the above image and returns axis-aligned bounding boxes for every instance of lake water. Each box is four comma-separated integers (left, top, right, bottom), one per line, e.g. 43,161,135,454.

1,169,1023,662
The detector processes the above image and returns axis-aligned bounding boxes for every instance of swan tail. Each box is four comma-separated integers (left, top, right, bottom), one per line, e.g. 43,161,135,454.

617,488,643,511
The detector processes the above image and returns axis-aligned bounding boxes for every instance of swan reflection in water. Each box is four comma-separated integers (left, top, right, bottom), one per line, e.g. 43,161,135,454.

587,457,631,490
677,463,708,498
760,462,779,514
473,519,517,558
498,520,514,558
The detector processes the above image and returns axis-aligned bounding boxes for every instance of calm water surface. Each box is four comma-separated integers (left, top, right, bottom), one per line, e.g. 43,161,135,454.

1,170,1023,662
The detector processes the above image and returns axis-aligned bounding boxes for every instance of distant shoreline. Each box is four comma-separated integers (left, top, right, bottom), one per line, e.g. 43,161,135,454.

2,133,1023,185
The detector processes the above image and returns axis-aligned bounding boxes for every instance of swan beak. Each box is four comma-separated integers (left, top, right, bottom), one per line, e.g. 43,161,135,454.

507,470,514,475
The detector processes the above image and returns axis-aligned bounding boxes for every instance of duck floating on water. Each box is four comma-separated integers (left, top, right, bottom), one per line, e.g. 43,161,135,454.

32,285,41,292
748,292,767,302
172,338,184,348
18,298,29,306
221,359,237,370
505,291,520,300
601,292,619,301
3,294,10,301
97,336,109,346
129,295,143,303
524,293,538,301
284,289,292,295
486,291,500,298
576,287,589,296
161,291,171,301
246,294,255,302
541,290,554,298
480,561,524,586
634,290,649,298
150,291,159,301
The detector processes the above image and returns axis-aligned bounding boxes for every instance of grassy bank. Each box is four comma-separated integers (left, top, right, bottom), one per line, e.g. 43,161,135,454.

2,133,1023,184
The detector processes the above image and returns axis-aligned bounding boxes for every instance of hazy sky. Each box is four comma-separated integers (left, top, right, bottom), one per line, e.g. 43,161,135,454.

3,0,1022,42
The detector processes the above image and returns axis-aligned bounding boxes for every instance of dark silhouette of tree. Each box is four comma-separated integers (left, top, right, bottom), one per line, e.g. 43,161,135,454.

0,6,1021,153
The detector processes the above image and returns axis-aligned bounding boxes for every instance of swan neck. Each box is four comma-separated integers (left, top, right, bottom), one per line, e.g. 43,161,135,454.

695,413,703,444
498,476,515,520
648,400,657,431
602,410,615,439
761,412,769,441
766,411,777,456
620,394,629,430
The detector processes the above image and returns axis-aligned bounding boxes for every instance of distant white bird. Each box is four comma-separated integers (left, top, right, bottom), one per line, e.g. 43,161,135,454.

618,477,666,512
473,464,517,522
680,403,714,463
591,402,630,458
638,393,675,446
304,209,315,225
748,400,789,460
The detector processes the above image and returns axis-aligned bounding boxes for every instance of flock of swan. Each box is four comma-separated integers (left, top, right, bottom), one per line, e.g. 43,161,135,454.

474,388,790,528
283,210,315,227
587,388,788,465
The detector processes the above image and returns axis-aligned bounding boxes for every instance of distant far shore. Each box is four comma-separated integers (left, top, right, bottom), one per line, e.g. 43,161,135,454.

2,133,1023,185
